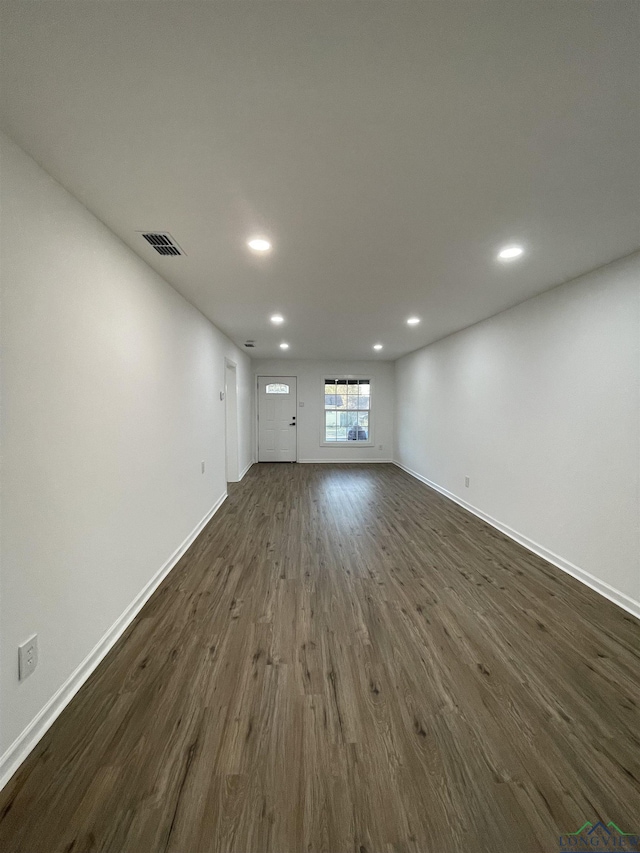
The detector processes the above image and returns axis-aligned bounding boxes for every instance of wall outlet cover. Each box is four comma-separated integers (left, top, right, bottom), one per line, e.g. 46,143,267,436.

19,635,38,681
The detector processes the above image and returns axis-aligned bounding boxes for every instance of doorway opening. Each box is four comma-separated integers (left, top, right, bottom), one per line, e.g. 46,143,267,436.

225,359,239,482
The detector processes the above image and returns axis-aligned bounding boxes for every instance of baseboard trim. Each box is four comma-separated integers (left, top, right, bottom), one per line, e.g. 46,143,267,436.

299,458,393,464
238,460,254,481
394,461,640,622
0,491,228,792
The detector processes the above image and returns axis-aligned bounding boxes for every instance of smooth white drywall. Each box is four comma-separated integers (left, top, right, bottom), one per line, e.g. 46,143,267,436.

253,359,394,462
395,253,640,613
0,132,253,762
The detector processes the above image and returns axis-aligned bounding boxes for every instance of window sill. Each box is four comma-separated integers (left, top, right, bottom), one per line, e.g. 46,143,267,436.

320,442,374,448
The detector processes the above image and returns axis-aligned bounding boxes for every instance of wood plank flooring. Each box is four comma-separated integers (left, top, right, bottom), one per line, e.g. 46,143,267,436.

0,463,639,852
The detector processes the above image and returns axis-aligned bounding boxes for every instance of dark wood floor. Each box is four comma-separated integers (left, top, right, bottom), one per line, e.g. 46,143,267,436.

1,463,639,852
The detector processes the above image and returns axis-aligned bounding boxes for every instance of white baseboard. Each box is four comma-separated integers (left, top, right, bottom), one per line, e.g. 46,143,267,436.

299,458,393,464
0,491,228,792
238,460,254,481
394,461,640,622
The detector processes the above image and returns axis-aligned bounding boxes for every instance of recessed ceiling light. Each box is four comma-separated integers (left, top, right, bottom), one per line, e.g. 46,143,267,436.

498,244,524,260
271,314,284,324
248,237,271,252
279,342,289,350
373,344,383,350
407,317,420,326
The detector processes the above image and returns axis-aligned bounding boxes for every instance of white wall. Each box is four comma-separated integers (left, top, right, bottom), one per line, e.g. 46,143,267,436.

0,133,254,778
395,253,640,616
254,359,394,463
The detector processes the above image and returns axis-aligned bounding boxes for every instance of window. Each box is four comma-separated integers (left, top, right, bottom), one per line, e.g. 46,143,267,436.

265,383,290,394
323,378,371,443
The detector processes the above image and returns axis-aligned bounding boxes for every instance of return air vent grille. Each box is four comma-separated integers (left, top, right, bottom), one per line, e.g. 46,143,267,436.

139,232,184,256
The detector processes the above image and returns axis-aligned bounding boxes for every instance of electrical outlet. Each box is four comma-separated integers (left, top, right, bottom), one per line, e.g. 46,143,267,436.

19,635,38,681
299,402,304,407
379,444,383,450
201,461,205,474
464,476,470,488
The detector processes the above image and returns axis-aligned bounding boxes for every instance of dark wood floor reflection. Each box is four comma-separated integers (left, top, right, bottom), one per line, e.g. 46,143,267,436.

1,463,639,852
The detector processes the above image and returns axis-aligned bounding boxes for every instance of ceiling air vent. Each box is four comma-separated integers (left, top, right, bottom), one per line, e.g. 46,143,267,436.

244,341,256,348
139,232,184,256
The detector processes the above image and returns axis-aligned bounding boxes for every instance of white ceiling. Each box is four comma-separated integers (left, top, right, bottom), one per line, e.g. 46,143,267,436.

1,2,638,360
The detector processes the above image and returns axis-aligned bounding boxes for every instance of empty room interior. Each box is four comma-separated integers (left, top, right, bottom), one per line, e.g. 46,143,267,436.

1,3,639,852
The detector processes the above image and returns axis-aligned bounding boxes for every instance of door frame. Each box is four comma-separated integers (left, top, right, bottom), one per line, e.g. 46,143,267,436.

256,374,298,462
224,358,239,481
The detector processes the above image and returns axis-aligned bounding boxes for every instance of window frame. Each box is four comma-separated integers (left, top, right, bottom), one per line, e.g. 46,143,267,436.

319,374,374,447
264,382,291,394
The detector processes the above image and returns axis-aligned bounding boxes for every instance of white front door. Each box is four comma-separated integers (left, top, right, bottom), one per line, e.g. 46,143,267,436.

258,376,297,462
